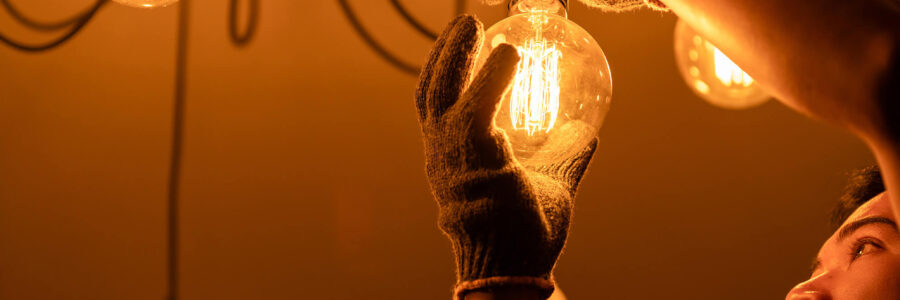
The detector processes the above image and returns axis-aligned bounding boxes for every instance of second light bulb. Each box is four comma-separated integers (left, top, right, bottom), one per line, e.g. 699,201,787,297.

673,20,769,109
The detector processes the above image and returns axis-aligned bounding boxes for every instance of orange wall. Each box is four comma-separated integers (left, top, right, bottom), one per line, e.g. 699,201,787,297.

0,0,874,299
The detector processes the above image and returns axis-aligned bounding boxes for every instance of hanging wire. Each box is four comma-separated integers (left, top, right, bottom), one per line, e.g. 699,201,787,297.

389,0,469,40
338,0,420,75
389,0,437,40
0,0,107,52
455,0,466,15
228,0,258,47
0,0,90,31
338,0,468,76
166,0,191,299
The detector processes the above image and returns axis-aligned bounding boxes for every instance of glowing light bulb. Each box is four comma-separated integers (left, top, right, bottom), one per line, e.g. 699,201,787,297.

673,20,769,109
113,0,178,8
475,0,611,164
712,47,753,88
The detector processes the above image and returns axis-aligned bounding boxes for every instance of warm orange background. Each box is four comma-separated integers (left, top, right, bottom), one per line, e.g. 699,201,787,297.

0,0,875,299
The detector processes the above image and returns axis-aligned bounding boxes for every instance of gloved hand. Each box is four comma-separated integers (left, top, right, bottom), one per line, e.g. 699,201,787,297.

481,0,667,11
415,15,599,300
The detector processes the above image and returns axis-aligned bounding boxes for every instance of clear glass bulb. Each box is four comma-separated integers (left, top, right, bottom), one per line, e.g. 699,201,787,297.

673,19,769,109
474,0,612,165
113,0,179,8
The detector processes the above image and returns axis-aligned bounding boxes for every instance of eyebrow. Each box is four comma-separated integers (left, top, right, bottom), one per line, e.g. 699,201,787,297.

837,216,899,242
809,217,898,274
809,258,820,274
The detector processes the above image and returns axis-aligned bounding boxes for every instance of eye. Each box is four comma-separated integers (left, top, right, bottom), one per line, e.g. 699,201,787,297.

850,238,884,261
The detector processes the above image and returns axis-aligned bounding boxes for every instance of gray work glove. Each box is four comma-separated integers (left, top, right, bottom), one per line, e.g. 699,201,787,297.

415,15,599,299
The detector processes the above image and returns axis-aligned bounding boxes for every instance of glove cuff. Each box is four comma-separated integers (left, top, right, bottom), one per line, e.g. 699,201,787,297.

454,276,555,300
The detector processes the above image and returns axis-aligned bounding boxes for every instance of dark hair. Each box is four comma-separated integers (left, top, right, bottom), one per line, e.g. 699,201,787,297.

830,166,885,229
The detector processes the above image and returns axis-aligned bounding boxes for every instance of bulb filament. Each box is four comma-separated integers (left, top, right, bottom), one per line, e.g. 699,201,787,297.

510,18,562,136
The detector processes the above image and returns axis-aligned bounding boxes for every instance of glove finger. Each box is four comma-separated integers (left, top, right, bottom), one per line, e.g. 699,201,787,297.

415,15,461,124
450,44,520,169
521,120,592,166
456,43,519,135
534,137,598,191
644,0,669,10
576,0,647,11
561,137,598,190
425,14,483,121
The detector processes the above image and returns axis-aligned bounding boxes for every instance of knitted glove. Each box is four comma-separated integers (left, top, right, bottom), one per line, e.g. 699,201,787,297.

481,0,668,11
415,15,599,300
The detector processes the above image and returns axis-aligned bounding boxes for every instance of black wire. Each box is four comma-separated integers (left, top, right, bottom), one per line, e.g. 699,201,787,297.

166,0,190,299
389,0,437,40
228,0,258,47
0,0,89,31
389,0,468,41
0,0,106,52
340,0,467,76
337,0,419,75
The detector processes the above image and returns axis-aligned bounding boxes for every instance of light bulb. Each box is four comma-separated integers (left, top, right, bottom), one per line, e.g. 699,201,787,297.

113,0,178,8
673,19,769,109
475,0,612,164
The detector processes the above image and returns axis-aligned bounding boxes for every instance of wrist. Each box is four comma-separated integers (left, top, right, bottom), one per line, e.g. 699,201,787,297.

464,288,543,300
456,276,555,300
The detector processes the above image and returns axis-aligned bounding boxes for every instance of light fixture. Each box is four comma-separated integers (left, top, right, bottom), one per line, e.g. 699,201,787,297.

474,0,612,164
673,19,769,109
112,0,179,8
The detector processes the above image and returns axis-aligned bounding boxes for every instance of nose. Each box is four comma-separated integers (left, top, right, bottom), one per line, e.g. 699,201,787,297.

785,290,830,300
785,274,832,300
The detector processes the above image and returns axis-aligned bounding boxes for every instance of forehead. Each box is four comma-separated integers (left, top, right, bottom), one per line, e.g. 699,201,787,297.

843,192,893,223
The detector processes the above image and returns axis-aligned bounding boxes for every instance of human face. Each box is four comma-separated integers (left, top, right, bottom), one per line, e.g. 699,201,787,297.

786,193,900,299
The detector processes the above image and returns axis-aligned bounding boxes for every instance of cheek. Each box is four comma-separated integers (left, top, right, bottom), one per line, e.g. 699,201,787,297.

833,254,900,299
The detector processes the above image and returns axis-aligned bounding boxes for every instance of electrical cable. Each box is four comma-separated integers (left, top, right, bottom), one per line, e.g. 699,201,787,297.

391,0,467,40
389,0,437,40
166,0,190,299
228,0,258,47
456,0,466,16
0,0,90,31
340,0,469,76
337,0,420,75
0,0,107,52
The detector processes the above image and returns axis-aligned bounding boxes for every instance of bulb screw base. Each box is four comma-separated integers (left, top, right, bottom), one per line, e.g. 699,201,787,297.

508,0,568,11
